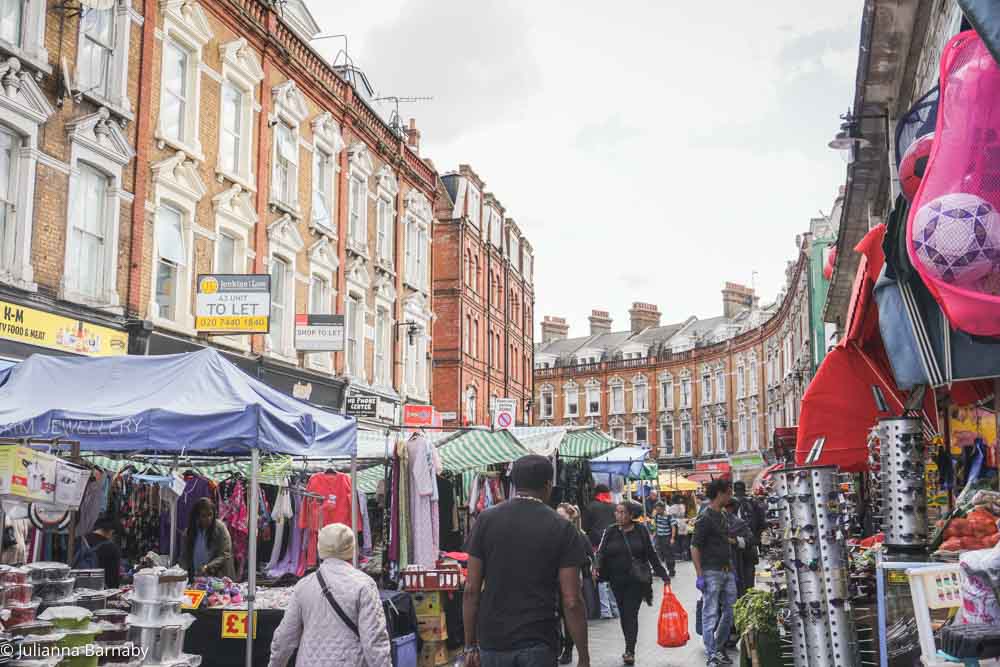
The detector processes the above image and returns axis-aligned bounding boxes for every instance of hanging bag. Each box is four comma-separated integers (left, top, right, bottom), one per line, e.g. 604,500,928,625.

657,584,689,648
620,527,652,586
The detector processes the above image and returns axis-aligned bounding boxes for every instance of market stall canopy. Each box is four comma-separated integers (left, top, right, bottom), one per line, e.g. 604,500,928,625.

435,429,529,472
0,349,357,457
558,428,620,459
590,446,649,479
511,426,567,457
658,471,700,492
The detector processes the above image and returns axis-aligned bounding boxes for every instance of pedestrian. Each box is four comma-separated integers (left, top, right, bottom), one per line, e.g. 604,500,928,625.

643,489,660,518
723,498,754,600
74,515,122,588
692,479,738,667
731,481,766,592
670,495,690,561
556,503,592,665
268,523,391,667
463,455,591,667
595,500,670,666
583,484,620,620
178,498,235,580
652,502,676,578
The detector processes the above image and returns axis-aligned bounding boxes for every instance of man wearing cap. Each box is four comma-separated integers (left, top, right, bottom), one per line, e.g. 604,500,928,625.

463,455,591,667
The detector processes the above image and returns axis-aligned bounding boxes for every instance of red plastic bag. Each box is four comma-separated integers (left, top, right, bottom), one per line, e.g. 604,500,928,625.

657,584,689,648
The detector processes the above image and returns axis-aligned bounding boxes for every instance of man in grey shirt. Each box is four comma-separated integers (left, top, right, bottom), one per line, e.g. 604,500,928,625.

692,479,737,667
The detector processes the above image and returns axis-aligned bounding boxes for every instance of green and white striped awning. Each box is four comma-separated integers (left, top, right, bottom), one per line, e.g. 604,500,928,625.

559,429,620,459
437,429,530,472
356,464,387,494
81,454,254,480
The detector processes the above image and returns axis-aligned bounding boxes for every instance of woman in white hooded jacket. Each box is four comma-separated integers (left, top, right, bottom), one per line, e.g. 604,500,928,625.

268,523,391,667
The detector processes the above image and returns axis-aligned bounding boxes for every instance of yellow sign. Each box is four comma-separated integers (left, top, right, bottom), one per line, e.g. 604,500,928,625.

221,611,257,639
194,315,268,332
181,590,206,610
0,300,127,356
0,445,57,503
888,570,909,586
950,406,996,454
195,274,270,334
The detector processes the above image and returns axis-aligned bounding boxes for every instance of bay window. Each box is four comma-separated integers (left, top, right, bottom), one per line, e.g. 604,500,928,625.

153,204,184,321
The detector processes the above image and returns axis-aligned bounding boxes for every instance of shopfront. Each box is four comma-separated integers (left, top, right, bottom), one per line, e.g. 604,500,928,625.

0,294,128,363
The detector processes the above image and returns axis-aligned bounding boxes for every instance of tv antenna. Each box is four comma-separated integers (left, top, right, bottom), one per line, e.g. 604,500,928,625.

373,96,433,137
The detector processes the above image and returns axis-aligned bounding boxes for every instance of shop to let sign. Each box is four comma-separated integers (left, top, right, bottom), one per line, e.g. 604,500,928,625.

195,275,270,334
181,590,206,609
0,300,127,356
221,611,257,639
294,314,345,351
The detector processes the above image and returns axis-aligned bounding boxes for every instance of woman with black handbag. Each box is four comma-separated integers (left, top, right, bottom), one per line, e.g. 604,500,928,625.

594,501,669,665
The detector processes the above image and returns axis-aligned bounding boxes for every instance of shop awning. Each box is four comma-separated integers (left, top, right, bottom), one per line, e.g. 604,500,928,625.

0,349,357,457
436,429,529,472
658,472,700,492
559,429,620,459
511,426,567,457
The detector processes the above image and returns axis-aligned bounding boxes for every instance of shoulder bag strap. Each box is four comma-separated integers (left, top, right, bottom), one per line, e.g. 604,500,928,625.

620,527,635,560
316,568,360,638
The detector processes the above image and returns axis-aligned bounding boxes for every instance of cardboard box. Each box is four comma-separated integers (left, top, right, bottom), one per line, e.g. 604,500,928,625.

418,640,449,667
0,446,56,504
412,591,442,617
417,613,447,641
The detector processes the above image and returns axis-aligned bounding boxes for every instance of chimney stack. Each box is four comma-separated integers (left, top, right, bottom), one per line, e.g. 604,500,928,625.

405,118,421,154
628,302,661,334
541,316,570,343
721,282,758,318
589,310,613,336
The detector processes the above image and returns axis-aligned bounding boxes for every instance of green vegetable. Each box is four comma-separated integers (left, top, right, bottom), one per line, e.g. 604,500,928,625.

734,589,779,639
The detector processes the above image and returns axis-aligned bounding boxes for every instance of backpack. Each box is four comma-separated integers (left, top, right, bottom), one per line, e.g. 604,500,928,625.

73,536,100,570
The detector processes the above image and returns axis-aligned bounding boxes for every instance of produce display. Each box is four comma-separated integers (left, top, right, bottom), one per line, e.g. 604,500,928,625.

935,491,1000,557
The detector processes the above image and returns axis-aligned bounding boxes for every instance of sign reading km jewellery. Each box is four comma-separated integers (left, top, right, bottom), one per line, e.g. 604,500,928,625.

195,275,271,334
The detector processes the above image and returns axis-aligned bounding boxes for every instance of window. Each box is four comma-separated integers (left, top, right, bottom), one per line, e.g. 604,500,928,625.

467,187,480,227
374,307,389,386
635,424,648,444
161,41,187,142
465,387,477,424
311,150,333,232
750,358,758,393
218,41,264,184
681,378,692,408
153,204,187,320
633,379,648,413
510,234,520,272
751,408,759,449
74,164,110,299
273,122,298,207
79,8,114,100
717,418,726,452
738,413,748,452
660,378,673,410
586,385,600,416
611,382,624,414
269,257,290,351
310,275,330,314
377,197,393,265
464,315,471,354
472,319,479,359
681,421,692,455
736,366,745,398
540,387,554,419
219,83,242,175
0,127,15,271
0,0,21,47
660,421,674,456
349,176,366,243
715,369,725,403
473,255,480,293
702,417,712,454
701,374,711,405
405,217,429,289
565,386,579,417
216,232,237,273
346,295,360,377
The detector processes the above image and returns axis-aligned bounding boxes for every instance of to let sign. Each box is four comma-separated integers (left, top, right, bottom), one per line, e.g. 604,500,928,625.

195,275,270,334
346,395,378,418
221,611,257,639
295,314,345,351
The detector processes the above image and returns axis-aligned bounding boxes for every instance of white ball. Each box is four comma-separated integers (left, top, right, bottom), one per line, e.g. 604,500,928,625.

912,192,1000,287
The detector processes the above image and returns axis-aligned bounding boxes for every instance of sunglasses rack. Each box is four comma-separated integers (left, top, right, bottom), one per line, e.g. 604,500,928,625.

775,465,861,667
878,417,928,549
866,427,883,535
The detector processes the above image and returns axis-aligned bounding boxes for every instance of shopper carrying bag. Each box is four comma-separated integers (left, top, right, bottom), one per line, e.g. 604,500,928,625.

657,584,689,648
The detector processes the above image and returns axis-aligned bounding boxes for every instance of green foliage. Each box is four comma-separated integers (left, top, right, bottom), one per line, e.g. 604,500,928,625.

734,589,778,638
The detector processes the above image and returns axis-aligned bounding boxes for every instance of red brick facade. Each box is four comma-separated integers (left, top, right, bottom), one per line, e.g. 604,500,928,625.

432,166,534,426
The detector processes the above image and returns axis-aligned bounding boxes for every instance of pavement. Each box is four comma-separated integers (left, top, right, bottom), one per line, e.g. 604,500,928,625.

582,561,727,667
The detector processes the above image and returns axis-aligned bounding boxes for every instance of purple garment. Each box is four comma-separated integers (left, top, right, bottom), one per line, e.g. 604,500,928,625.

268,494,306,578
161,476,214,554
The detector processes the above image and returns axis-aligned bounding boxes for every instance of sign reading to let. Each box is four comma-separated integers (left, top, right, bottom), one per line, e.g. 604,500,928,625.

0,300,127,356
221,611,257,639
195,275,270,334
294,314,345,351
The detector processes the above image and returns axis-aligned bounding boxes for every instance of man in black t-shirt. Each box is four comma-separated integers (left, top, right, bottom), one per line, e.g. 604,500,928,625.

83,516,121,588
464,455,591,667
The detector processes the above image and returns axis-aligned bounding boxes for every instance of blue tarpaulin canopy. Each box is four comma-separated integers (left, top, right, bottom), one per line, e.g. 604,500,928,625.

0,348,356,457
589,446,650,479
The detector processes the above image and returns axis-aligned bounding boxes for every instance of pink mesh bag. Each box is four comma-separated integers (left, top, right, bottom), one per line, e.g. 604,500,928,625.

907,31,1000,337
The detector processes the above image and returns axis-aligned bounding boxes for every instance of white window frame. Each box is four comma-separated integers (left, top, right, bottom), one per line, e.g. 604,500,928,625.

749,355,758,394
609,416,624,442
680,419,692,455
751,408,760,449
659,415,674,456
585,380,600,417
217,39,264,188
264,215,305,362
346,142,374,255
609,378,625,415
154,0,211,157
717,417,727,452
304,237,340,373
0,59,53,291
658,372,673,411
269,80,309,215
268,255,292,356
63,108,134,310
344,256,371,383
736,364,745,398
680,377,692,409
467,185,480,228
345,292,363,382
0,0,48,72
564,381,579,418
701,373,711,406
633,416,648,445
465,386,477,425
702,417,712,454
403,292,432,400
375,166,398,271
372,274,396,392
632,375,648,413
310,112,344,238
404,189,432,292
208,184,257,351
715,368,725,404
74,0,134,116
539,384,554,419
738,412,748,452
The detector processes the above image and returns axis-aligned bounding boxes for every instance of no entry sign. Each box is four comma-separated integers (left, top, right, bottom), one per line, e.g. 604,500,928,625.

492,398,517,430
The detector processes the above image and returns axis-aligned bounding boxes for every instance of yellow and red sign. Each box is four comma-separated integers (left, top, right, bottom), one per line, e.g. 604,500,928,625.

0,300,127,357
181,590,206,610
221,611,257,639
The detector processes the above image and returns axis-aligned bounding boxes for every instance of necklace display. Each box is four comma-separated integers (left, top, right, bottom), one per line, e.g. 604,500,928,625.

514,495,544,504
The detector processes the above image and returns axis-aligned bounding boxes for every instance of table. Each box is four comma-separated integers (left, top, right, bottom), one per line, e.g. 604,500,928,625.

183,607,286,667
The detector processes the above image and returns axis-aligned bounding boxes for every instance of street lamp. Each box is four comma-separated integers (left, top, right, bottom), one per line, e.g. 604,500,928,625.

394,321,422,346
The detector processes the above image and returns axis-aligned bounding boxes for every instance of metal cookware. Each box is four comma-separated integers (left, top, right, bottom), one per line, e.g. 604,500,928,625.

128,624,184,664
34,578,76,603
127,599,182,625
92,610,127,626
5,622,52,638
132,570,186,603
24,563,70,583
71,570,105,591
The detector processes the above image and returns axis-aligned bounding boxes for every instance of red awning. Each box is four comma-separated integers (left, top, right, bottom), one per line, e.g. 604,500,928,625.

685,471,731,484
751,463,783,496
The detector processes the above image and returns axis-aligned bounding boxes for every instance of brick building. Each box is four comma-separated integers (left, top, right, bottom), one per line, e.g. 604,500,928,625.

534,239,817,481
0,0,143,364
432,165,535,426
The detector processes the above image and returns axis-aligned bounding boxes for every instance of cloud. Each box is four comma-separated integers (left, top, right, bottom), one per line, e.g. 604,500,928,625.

575,115,644,154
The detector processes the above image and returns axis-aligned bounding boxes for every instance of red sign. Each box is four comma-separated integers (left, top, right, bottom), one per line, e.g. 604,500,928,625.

404,405,437,427
695,459,731,473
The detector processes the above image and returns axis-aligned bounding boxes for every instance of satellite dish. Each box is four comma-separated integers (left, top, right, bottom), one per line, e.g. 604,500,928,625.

78,0,115,9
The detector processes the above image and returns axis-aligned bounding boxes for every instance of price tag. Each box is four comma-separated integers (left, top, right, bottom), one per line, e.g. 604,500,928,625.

221,611,257,639
888,570,909,586
181,590,206,610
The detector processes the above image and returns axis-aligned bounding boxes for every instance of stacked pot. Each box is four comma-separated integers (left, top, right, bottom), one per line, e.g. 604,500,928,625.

775,465,860,667
126,569,198,667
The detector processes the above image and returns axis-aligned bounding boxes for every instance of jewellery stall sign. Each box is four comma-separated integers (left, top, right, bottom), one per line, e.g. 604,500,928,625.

195,275,270,334
0,299,127,356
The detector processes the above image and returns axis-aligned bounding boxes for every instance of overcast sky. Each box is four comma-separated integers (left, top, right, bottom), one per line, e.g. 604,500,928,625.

306,0,863,337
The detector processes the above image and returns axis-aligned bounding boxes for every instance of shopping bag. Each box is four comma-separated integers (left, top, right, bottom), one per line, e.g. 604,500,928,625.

695,597,703,636
657,584,690,648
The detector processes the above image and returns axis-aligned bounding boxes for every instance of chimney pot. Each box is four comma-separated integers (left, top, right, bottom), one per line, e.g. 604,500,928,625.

588,309,613,336
628,302,661,334
541,315,570,343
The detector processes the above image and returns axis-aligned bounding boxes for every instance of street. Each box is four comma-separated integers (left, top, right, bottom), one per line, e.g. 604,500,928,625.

586,561,718,667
